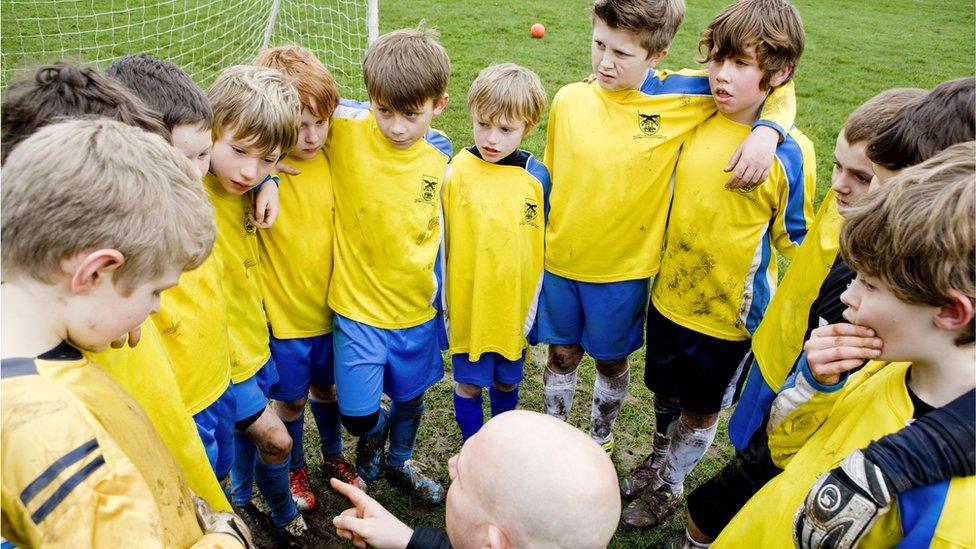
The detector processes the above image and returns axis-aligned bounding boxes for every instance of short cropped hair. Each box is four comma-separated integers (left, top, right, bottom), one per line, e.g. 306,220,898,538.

842,141,975,345
106,53,213,132
1,62,168,163
467,63,548,133
592,0,685,58
253,45,340,120
1,119,215,293
867,77,976,171
698,0,804,90
363,26,450,111
842,87,927,146
207,65,301,158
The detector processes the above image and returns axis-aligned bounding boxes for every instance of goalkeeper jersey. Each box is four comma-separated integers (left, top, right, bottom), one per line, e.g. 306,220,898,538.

327,100,452,329
154,252,232,415
1,344,240,548
258,149,334,339
543,70,796,283
442,147,551,361
714,360,975,548
205,173,271,382
651,114,815,341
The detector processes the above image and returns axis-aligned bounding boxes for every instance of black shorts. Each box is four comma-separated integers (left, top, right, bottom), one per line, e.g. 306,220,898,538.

686,425,783,539
643,303,751,414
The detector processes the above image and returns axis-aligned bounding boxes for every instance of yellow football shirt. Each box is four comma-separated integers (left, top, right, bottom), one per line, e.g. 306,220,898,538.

543,70,796,282
651,114,816,341
714,361,975,548
258,150,334,339
153,252,232,415
204,173,271,382
327,100,452,329
442,148,550,360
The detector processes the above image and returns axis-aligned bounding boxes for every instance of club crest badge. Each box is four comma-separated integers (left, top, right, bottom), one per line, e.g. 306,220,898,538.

522,198,540,227
638,113,661,135
419,175,438,203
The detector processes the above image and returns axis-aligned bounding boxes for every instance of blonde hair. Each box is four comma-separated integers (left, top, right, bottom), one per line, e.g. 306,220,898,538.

698,0,804,90
592,0,685,58
842,87,927,146
841,141,975,345
253,45,341,120
467,63,547,133
1,118,215,294
207,65,301,158
363,26,450,111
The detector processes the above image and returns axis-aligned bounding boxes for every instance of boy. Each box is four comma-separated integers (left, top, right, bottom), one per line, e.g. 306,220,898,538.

1,61,167,162
713,142,975,548
443,63,550,441
331,411,620,549
253,45,365,509
0,61,231,512
621,0,813,529
1,118,249,548
204,65,323,542
106,53,237,492
538,0,796,452
327,27,452,503
676,82,972,548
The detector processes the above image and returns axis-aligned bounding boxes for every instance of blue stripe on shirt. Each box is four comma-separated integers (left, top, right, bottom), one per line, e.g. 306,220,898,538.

20,438,99,505
639,69,711,96
745,230,773,334
525,154,552,222
30,455,106,524
775,134,809,246
425,129,453,159
896,480,950,548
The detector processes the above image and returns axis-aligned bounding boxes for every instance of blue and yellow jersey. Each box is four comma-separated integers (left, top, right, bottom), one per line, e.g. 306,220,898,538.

87,320,230,512
1,344,242,548
204,173,271,382
153,253,232,415
714,360,975,548
442,147,551,360
651,114,815,341
327,100,452,329
543,69,796,283
258,149,334,339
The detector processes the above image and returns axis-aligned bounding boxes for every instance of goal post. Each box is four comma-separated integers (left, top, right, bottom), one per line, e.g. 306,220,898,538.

0,0,378,95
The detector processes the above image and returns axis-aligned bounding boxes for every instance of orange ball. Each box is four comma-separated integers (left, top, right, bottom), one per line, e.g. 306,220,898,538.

531,23,545,39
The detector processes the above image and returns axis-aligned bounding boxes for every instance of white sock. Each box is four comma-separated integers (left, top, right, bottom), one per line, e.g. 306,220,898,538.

659,417,718,493
543,368,578,421
589,368,630,443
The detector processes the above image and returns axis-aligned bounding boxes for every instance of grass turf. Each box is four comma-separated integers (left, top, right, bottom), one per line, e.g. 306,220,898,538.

2,0,973,546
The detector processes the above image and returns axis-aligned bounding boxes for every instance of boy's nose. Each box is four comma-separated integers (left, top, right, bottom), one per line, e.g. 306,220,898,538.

241,161,258,179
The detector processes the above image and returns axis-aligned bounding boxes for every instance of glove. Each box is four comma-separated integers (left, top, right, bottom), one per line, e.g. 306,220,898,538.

193,495,254,548
793,450,893,549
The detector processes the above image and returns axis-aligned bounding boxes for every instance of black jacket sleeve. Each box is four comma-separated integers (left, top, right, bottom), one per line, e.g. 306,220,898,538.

406,526,453,549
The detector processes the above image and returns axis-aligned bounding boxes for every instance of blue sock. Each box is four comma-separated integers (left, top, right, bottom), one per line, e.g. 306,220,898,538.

282,415,305,471
231,432,257,507
453,391,484,441
386,399,425,469
255,456,298,527
489,384,519,417
310,398,343,458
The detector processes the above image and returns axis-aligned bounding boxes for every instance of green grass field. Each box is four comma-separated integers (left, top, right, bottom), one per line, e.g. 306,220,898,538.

2,0,973,547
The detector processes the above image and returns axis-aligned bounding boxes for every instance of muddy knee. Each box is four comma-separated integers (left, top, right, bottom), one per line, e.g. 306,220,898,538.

548,343,584,374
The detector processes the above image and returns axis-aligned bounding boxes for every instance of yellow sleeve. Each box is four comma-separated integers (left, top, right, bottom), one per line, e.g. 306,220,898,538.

542,91,558,172
757,80,797,138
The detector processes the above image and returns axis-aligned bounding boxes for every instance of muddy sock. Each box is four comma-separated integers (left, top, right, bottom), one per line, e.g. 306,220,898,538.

659,417,718,493
590,368,630,443
543,368,578,421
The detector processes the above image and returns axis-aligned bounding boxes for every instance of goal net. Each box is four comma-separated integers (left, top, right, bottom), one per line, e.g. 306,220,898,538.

0,0,378,95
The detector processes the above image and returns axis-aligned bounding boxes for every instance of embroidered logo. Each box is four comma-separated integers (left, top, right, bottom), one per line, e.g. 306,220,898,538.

242,209,256,235
419,175,438,202
638,113,661,135
521,198,540,227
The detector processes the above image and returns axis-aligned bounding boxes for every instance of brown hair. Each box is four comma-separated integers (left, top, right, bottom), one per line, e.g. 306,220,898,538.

867,77,976,171
698,0,804,90
253,45,341,120
1,119,215,293
207,65,301,158
843,87,927,146
1,62,169,163
841,141,975,345
467,63,548,133
363,26,450,111
592,0,685,58
106,53,213,132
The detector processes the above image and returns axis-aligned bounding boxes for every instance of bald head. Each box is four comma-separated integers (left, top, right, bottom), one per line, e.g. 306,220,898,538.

445,411,620,548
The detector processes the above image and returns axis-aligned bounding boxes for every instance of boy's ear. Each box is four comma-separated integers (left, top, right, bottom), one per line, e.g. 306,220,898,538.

65,249,126,295
933,289,975,332
768,64,794,89
486,524,511,549
647,48,668,66
433,93,449,116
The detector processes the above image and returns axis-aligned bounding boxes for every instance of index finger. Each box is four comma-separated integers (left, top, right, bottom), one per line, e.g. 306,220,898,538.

330,477,371,507
811,323,876,338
